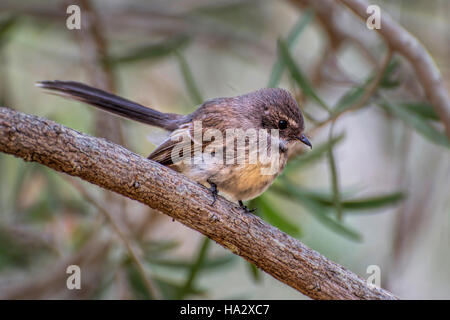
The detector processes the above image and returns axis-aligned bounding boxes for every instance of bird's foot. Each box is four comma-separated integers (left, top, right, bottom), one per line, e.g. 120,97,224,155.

238,200,256,213
207,179,218,206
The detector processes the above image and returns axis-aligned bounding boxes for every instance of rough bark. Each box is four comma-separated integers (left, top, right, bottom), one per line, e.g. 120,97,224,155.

0,107,398,300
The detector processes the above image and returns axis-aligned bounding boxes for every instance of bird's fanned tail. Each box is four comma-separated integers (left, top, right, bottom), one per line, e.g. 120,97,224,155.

36,80,184,131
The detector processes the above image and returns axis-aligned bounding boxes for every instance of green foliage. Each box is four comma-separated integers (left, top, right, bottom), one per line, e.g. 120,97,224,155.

190,0,265,31
0,224,55,270
271,182,362,241
297,195,363,242
176,237,211,299
0,227,33,269
333,79,370,114
398,101,440,121
126,252,207,300
332,56,397,115
380,58,401,89
335,193,405,212
155,276,205,299
107,35,191,65
274,183,404,212
268,8,314,88
379,99,450,148
176,51,203,105
147,255,235,271
0,15,18,49
270,178,404,241
277,39,331,113
144,239,181,256
327,125,343,220
253,196,302,237
247,262,262,283
125,260,152,299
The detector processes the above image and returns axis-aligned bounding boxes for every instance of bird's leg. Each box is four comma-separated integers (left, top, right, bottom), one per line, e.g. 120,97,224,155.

238,200,256,213
207,179,218,206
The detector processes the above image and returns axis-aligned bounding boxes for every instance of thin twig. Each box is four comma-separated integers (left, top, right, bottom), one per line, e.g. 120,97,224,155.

65,177,162,300
338,0,450,137
310,48,393,134
75,0,125,146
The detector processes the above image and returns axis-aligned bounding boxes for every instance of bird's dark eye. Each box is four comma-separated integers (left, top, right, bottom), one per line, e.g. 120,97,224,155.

278,119,288,130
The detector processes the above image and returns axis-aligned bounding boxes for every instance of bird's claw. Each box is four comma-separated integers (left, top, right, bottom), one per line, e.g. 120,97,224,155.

238,200,256,213
207,179,218,206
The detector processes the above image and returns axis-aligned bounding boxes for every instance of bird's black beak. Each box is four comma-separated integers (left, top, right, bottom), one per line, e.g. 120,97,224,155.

296,134,312,149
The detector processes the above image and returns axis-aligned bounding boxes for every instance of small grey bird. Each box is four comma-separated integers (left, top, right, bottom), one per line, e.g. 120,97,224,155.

37,81,311,211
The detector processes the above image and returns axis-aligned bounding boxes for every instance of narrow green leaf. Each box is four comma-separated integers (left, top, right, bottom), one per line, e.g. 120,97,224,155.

91,271,115,299
271,183,362,241
126,262,204,299
125,262,151,299
380,58,400,89
340,192,405,211
380,79,400,89
398,102,439,121
271,183,333,204
333,56,397,114
144,240,180,256
301,198,362,241
107,35,190,65
154,277,205,299
334,82,368,114
147,255,235,271
268,8,314,88
0,15,18,49
20,168,64,222
0,16,17,36
272,184,404,212
379,99,450,148
11,161,32,211
0,226,33,269
175,51,203,105
277,39,330,112
327,125,342,220
333,72,375,114
247,262,262,283
0,154,4,212
256,196,301,237
176,237,211,299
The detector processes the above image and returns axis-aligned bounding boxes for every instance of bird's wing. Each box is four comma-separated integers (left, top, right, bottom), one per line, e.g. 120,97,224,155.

147,139,178,165
147,123,212,166
148,124,189,165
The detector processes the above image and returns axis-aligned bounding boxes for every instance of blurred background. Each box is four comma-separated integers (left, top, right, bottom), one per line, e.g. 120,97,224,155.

0,0,449,299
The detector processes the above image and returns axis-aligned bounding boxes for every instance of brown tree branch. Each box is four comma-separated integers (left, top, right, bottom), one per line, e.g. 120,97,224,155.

289,0,378,73
0,107,398,300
